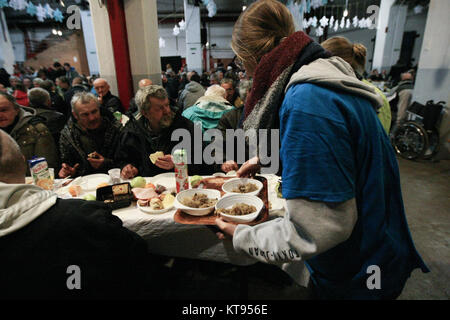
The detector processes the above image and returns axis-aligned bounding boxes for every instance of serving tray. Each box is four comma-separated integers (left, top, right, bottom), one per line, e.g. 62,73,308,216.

173,176,269,225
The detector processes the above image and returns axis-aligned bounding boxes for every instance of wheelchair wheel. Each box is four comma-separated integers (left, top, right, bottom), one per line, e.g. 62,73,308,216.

422,128,440,159
392,121,429,160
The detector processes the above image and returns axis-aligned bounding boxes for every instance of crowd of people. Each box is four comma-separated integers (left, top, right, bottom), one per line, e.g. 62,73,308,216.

0,0,429,301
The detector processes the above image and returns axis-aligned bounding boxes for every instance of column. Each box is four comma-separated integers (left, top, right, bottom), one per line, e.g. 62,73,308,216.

87,0,118,95
0,9,15,73
184,0,203,74
124,0,162,87
412,0,450,160
80,10,100,75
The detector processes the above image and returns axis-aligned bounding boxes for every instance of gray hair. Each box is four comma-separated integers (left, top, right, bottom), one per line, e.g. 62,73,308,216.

71,91,99,113
32,77,44,85
135,85,168,114
0,92,20,110
28,87,50,107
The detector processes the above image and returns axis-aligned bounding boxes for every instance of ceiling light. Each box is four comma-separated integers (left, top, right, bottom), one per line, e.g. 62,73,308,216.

52,29,57,35
57,30,62,36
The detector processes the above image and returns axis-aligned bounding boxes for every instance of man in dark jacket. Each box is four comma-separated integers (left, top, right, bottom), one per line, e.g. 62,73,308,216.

64,76,88,118
93,78,125,114
58,92,122,178
0,129,149,299
116,85,210,178
28,87,66,152
0,92,59,172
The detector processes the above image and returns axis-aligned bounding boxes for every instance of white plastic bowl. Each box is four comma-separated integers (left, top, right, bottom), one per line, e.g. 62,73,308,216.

215,194,264,223
222,178,263,196
174,189,221,216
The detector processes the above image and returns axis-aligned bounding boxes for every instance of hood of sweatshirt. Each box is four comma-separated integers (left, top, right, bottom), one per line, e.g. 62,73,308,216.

0,183,57,237
185,81,205,94
286,56,383,110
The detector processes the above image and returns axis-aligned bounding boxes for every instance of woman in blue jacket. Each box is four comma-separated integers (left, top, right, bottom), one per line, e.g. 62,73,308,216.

215,0,429,300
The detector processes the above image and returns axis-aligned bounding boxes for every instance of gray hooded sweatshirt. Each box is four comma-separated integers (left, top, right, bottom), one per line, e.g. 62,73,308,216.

179,81,206,111
0,183,57,238
232,57,383,286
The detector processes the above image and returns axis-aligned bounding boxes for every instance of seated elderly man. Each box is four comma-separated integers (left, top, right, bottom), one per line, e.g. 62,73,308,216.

391,72,414,129
0,129,149,299
93,78,124,114
220,78,244,108
58,92,122,178
116,85,207,179
0,92,58,172
28,87,65,146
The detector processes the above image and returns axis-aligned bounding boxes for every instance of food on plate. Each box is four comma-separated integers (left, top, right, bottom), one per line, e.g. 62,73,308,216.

137,199,149,206
180,193,217,208
231,183,258,193
150,198,163,210
145,183,156,189
203,177,226,189
83,194,96,201
149,151,164,164
130,176,146,188
132,187,158,200
190,175,203,188
161,193,175,208
155,184,167,194
275,181,282,198
87,152,99,159
216,203,257,216
112,183,130,195
97,182,109,189
36,178,54,190
68,185,82,197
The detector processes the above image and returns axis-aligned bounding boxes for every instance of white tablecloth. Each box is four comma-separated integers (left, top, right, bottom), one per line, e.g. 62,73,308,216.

57,172,286,266
113,173,286,266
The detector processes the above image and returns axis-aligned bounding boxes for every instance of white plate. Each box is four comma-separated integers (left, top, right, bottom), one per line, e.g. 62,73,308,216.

77,174,111,191
137,202,174,214
147,173,176,189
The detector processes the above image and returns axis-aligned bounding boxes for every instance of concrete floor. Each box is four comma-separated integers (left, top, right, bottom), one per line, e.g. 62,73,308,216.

153,157,450,300
396,157,450,300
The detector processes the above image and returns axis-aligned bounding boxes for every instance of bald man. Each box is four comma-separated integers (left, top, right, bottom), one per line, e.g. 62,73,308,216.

128,78,153,115
93,78,124,114
138,78,153,89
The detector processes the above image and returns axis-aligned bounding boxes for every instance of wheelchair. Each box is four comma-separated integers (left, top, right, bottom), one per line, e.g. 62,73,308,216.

391,100,446,160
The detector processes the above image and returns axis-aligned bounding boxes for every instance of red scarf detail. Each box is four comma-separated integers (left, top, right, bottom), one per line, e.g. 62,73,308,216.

244,31,313,119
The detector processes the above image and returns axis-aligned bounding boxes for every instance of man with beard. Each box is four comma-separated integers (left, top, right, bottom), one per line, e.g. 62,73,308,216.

58,92,122,178
116,85,205,178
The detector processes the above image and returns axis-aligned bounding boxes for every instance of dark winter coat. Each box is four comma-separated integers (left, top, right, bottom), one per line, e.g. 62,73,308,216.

59,116,122,177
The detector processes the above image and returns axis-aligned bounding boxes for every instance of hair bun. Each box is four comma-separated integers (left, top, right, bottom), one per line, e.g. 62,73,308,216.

352,43,367,59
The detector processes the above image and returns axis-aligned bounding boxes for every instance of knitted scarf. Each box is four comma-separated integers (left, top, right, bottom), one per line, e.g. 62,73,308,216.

242,31,331,132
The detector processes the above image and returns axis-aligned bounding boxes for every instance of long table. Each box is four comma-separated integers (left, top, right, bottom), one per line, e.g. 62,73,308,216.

112,173,286,266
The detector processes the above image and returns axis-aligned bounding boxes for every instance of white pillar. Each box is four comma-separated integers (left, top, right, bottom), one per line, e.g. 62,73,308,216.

80,10,100,75
124,0,162,87
0,9,15,74
413,0,450,160
87,0,118,95
372,0,395,71
183,0,203,74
